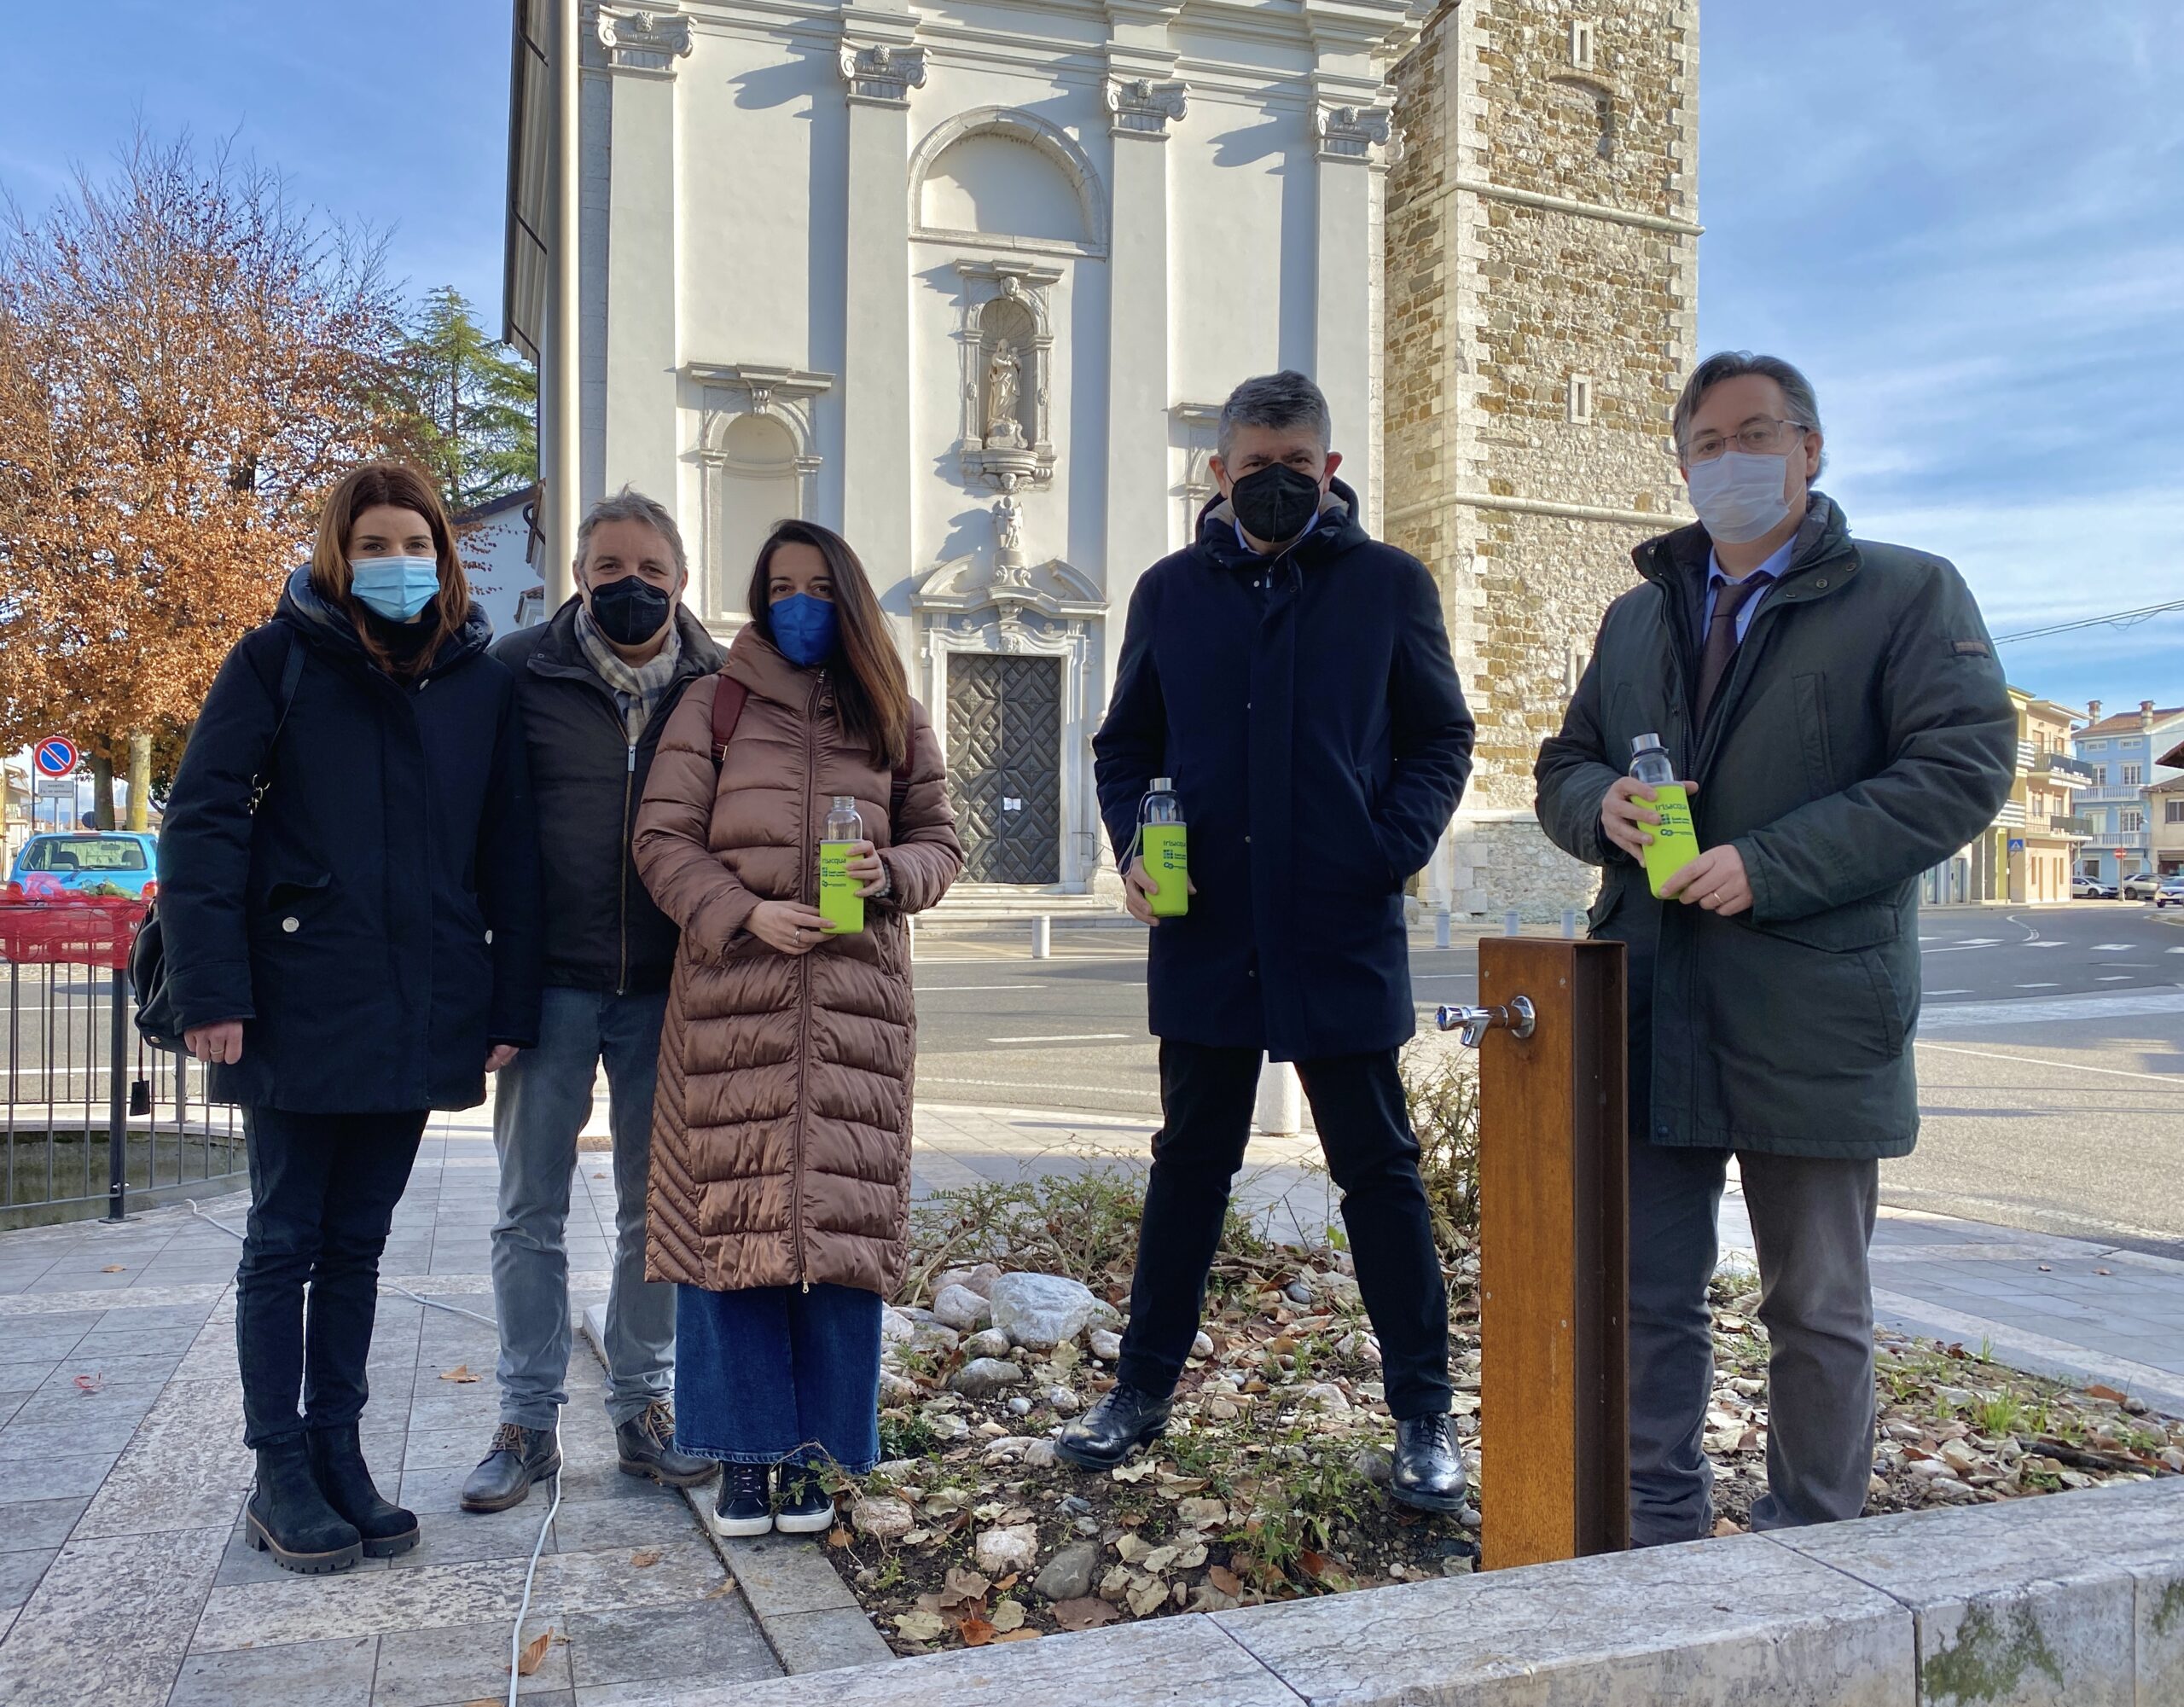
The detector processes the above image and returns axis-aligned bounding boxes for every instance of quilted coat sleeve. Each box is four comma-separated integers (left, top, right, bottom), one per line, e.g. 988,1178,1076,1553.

633,676,762,959
878,700,964,914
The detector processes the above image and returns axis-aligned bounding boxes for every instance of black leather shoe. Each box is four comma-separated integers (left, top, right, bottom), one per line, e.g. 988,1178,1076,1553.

616,1400,717,1489
307,1423,420,1558
1056,1383,1171,1470
246,1437,363,1575
775,1463,835,1536
1390,1413,1468,1513
706,1463,773,1539
460,1423,562,1514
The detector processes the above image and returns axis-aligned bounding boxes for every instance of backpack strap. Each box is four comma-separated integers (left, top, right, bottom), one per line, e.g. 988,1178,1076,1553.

709,676,748,769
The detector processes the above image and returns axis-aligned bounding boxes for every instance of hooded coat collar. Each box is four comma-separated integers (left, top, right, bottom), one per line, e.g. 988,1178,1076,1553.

724,619,827,707
276,566,491,679
1192,476,1371,576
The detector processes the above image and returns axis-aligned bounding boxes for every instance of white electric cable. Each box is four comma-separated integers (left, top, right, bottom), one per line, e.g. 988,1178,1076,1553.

185,1199,564,1705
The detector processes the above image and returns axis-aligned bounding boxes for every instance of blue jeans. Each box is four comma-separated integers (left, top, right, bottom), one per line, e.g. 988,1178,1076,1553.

488,985,675,1430
236,1107,427,1448
673,1283,882,1474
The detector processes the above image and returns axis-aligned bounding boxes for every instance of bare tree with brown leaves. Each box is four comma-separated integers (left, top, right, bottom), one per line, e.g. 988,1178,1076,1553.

0,130,409,827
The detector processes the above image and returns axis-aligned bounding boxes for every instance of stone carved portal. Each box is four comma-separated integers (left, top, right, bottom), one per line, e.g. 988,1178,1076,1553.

913,553,1104,888
956,262,1060,491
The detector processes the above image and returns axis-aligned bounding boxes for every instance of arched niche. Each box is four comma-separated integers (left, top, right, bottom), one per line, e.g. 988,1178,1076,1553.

689,364,831,623
910,107,1108,259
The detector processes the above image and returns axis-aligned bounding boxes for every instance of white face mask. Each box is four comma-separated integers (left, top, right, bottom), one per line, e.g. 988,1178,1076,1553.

1685,449,1793,544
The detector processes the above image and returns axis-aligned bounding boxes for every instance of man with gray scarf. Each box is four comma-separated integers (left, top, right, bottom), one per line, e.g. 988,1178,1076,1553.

462,488,724,1512
1536,353,2015,1543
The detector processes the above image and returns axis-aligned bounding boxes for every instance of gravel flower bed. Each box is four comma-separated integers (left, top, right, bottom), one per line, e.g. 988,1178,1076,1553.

814,1196,2181,1658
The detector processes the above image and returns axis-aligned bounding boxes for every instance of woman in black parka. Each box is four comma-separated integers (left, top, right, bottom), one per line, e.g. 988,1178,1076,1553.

160,463,542,1575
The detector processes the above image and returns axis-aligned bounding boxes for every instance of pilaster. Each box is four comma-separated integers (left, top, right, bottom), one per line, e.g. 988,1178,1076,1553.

597,6,691,508
838,8,924,567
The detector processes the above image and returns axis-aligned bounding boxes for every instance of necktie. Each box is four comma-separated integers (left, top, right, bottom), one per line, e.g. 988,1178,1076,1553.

1693,574,1767,729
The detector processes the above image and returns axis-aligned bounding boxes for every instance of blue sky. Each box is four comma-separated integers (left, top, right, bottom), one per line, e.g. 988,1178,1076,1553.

2,1,2176,711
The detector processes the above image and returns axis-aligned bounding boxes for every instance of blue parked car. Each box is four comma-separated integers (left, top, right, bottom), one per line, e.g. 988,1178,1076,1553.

7,831,160,900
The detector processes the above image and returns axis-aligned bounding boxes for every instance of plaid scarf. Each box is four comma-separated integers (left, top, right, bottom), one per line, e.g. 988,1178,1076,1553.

576,605,683,742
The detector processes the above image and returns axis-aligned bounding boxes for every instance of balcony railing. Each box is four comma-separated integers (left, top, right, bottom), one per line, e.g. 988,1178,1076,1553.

2052,815,2096,839
2034,752,2096,784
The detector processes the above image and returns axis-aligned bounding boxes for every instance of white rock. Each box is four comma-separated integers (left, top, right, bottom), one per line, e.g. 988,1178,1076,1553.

1024,1439,1059,1469
973,1523,1040,1576
1088,1329,1124,1362
1190,1331,1215,1359
950,1357,1028,1400
852,1495,915,1540
1045,1385,1082,1416
962,1328,1014,1361
1301,1383,1350,1414
936,1263,1003,1299
880,1308,919,1348
932,1284,994,1333
990,1273,1103,1351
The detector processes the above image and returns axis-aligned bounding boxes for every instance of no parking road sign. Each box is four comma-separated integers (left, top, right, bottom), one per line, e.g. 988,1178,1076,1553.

32,737,78,778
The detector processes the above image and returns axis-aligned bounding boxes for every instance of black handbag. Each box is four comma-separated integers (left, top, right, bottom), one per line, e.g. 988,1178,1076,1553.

132,631,305,1052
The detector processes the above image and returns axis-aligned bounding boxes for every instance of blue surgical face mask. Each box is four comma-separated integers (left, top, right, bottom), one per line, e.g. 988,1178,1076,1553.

1684,450,1792,545
770,592,838,667
350,555,440,622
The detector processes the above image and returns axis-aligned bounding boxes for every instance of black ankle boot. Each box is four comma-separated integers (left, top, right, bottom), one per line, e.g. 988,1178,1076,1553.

308,1424,420,1558
1056,1383,1171,1470
247,1437,363,1575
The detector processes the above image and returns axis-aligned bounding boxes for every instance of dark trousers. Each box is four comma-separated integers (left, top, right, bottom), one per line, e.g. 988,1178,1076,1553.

1115,1042,1451,1420
235,1106,427,1449
1627,1138,1879,1545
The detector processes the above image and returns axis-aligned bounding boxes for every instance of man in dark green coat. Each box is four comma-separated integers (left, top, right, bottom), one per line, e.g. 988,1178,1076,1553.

1536,352,2014,1545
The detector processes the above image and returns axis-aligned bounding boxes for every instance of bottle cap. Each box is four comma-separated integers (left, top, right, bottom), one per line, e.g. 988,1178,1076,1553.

1631,734,1664,755
831,795,857,808
1150,776,1174,792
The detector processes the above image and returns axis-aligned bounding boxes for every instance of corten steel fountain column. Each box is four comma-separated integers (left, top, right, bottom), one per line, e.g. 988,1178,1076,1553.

1440,934,1629,1567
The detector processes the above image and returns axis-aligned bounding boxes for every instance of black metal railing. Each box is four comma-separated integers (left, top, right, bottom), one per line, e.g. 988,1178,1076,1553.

2,897,244,1225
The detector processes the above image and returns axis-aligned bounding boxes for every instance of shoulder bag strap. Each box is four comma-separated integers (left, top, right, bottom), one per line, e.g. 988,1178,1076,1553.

709,676,748,769
247,630,308,817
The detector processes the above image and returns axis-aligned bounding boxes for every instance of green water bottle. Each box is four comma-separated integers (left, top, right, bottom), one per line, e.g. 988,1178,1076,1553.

819,796,864,934
1631,734,1701,897
1141,777,1188,918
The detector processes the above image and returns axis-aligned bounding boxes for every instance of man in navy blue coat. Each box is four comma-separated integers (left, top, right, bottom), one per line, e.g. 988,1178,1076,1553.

1066,371,1476,1510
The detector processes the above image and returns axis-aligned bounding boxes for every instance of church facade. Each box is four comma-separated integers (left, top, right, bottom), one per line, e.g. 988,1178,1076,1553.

506,0,1697,909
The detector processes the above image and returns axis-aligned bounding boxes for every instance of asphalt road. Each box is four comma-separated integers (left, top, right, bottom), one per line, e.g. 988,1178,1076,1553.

912,903,2184,1256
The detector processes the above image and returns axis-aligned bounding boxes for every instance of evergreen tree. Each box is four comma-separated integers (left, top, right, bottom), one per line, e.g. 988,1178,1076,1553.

386,286,537,510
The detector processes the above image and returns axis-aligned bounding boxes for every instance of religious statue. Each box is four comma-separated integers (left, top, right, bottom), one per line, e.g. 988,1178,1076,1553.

985,342,1024,449
992,494,1025,560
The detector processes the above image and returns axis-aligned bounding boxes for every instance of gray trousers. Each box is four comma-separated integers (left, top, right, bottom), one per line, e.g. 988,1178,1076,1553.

489,985,675,1430
1628,1140,1879,1545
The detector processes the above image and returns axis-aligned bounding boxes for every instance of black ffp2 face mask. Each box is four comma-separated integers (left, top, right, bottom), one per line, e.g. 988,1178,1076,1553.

1228,463,1325,546
589,574,672,647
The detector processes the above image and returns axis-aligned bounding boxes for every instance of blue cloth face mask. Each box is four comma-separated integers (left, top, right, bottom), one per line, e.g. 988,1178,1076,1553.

1684,450,1792,545
770,592,838,666
350,555,441,622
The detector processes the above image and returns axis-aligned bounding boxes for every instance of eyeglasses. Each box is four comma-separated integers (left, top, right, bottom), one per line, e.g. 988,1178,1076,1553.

1683,417,1810,463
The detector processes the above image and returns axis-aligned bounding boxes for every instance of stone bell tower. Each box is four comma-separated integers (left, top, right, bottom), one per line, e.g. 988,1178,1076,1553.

1385,0,1700,917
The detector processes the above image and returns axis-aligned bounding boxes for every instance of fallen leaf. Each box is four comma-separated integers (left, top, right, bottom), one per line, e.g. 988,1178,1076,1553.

1298,1550,1330,1581
101,1265,126,1274
2087,1383,2130,1404
630,1548,661,1569
993,1571,1019,1592
939,1565,991,1607
1052,1596,1122,1632
440,1363,480,1384
893,1609,948,1642
828,1527,853,1548
958,1614,998,1646
1207,1565,1242,1595
989,1599,1026,1632
993,1629,1043,1643
513,1628,554,1676
1712,1518,1744,1537
1110,1460,1155,1483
